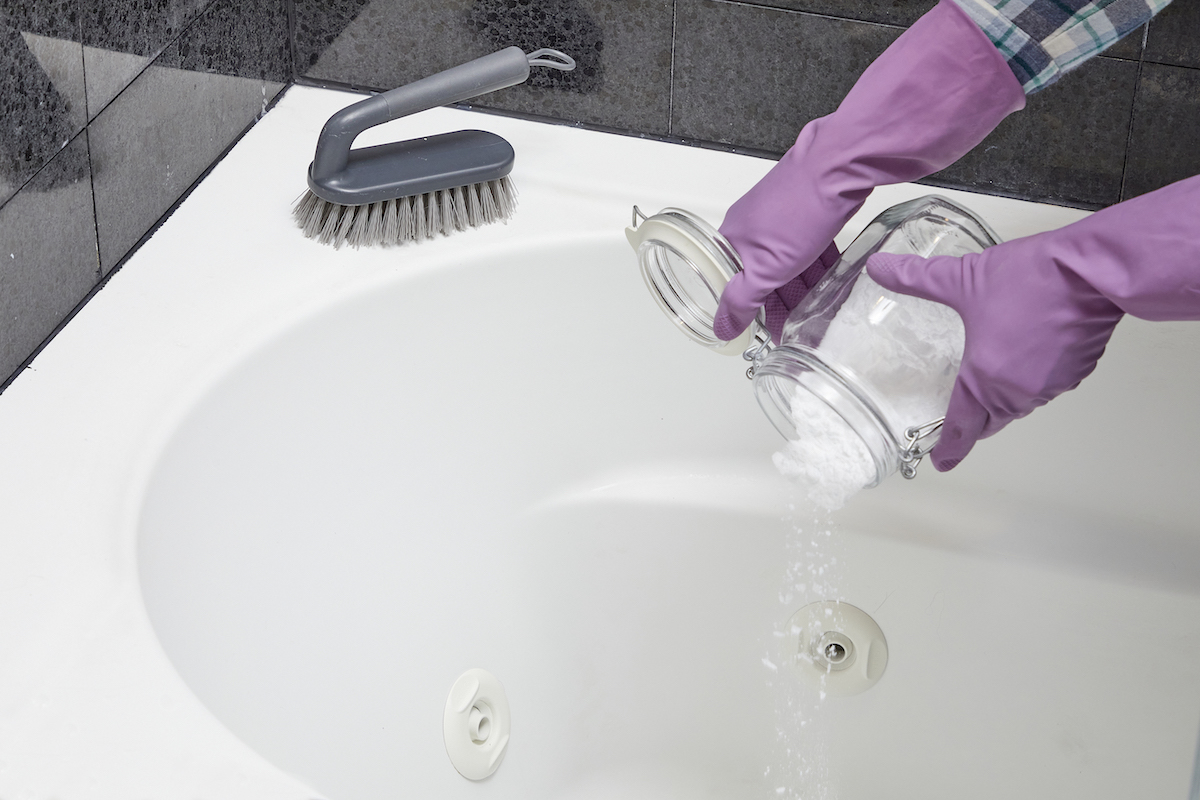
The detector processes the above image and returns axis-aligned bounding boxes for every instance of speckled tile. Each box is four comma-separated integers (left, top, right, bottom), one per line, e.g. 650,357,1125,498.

930,56,1138,208
160,0,290,82
672,1,902,153
1123,62,1200,201
295,0,674,135
18,31,89,129
89,0,286,273
79,0,216,118
0,0,80,39
0,1,86,207
293,0,370,78
0,132,100,385
1144,0,1200,69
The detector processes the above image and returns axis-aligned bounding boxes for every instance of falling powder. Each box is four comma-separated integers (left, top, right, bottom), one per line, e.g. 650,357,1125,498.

762,262,966,795
763,509,843,799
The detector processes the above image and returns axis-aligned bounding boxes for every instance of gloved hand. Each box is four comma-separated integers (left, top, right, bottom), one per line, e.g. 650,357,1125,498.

714,0,1025,344
866,174,1200,471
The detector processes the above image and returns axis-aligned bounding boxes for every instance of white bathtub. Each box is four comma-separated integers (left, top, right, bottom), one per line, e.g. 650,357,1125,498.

1,85,1198,800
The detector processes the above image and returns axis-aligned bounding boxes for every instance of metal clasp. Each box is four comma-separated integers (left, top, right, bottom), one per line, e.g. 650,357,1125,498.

631,205,648,229
741,328,772,380
899,416,944,479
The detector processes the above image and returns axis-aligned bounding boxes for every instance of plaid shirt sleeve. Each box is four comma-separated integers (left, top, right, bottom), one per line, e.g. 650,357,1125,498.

951,0,1173,93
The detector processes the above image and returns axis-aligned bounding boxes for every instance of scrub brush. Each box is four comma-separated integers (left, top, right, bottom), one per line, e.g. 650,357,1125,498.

294,47,575,249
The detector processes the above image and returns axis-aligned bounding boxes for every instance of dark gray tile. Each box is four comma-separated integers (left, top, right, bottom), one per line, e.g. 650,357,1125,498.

296,0,674,135
929,56,1138,208
718,0,1144,58
464,0,609,95
161,0,290,82
80,0,215,118
89,0,285,272
672,1,901,153
1103,22,1144,61
80,0,215,54
736,0,935,28
0,1,86,206
0,133,100,383
0,0,81,39
674,0,1137,208
1122,62,1200,201
1144,0,1200,69
293,0,370,76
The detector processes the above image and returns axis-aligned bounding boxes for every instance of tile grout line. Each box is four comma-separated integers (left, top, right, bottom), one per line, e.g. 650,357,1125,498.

667,0,678,137
0,83,293,396
82,0,225,127
708,0,908,30
285,0,300,84
1117,24,1150,203
0,0,223,220
84,126,102,280
77,9,103,281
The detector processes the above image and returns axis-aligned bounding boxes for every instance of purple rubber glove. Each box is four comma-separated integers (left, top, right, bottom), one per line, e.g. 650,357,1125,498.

866,174,1200,472
714,0,1025,344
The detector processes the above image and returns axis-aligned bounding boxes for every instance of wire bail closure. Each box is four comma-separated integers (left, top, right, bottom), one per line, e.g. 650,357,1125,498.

899,416,944,479
741,331,772,380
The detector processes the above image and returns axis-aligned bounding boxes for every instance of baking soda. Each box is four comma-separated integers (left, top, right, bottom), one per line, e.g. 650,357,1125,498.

764,510,843,799
772,392,875,511
773,274,965,510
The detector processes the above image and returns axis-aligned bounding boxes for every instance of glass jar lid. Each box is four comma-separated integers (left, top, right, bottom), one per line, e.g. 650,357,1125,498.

625,206,764,355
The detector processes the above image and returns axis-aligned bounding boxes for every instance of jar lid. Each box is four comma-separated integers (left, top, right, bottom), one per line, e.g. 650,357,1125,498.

625,206,763,356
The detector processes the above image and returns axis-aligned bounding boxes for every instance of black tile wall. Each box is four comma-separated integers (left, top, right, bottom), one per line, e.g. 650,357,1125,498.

672,2,902,153
0,133,99,379
1124,62,1200,201
0,0,288,388
292,0,1198,209
931,55,1139,208
295,0,675,135
2,0,1198,389
741,0,937,27
0,1,86,208
1144,0,1200,69
90,0,288,272
164,0,290,83
80,0,216,118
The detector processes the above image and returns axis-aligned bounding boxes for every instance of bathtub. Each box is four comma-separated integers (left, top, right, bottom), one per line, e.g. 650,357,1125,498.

1,85,1198,800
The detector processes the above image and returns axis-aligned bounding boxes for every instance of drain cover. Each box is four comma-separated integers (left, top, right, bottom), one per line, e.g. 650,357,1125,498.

783,601,888,696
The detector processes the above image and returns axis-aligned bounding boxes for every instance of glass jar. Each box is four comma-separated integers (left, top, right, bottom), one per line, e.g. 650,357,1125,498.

626,195,1000,492
624,206,763,355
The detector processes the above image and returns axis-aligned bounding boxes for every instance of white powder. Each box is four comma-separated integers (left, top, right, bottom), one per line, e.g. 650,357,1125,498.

773,273,965,510
765,513,842,799
772,391,874,511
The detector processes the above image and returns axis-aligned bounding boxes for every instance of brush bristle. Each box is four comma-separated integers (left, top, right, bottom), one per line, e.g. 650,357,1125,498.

292,177,518,249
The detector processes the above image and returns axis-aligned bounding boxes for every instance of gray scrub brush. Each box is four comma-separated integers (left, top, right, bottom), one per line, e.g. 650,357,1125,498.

294,47,575,249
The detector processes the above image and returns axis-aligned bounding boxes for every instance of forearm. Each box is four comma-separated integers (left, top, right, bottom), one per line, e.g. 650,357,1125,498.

952,0,1173,94
1062,174,1200,321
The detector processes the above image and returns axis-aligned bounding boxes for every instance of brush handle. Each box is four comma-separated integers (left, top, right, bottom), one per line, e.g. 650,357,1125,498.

311,47,532,185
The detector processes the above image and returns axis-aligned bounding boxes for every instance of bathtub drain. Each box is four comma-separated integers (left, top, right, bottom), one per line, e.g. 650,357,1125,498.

783,601,887,696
